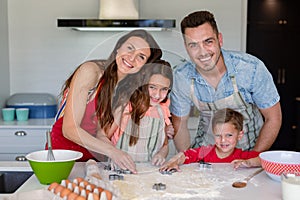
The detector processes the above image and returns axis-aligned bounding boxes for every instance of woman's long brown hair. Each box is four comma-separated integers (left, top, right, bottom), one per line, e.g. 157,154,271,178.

59,30,162,134
96,30,162,132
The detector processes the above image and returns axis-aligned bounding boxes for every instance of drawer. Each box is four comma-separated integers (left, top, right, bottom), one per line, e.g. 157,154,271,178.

0,128,47,154
0,153,28,161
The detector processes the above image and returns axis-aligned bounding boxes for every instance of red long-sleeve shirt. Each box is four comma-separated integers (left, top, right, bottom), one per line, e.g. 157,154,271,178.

184,145,260,164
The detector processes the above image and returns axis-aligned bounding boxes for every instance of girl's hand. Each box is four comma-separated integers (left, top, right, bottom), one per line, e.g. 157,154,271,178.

151,153,166,166
110,149,137,174
165,124,175,139
159,152,185,172
159,160,180,172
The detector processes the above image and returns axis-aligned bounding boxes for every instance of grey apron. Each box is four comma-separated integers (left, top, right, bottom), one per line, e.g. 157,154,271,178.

191,76,264,150
116,105,166,162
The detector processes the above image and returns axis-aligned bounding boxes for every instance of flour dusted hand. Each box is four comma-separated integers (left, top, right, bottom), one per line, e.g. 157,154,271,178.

151,153,166,166
110,149,137,174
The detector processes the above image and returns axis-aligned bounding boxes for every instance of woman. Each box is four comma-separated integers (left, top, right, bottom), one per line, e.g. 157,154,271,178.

49,29,162,173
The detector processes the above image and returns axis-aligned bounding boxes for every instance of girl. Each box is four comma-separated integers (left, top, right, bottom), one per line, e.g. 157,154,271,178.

110,60,173,166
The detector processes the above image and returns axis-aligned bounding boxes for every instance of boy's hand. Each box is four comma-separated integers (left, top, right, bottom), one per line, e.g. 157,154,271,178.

232,159,251,169
232,157,261,170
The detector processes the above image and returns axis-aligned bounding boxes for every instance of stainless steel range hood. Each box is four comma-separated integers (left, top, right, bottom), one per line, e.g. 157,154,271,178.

57,19,176,31
57,0,175,31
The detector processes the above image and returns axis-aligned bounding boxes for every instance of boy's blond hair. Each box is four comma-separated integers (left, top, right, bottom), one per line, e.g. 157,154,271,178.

212,108,244,131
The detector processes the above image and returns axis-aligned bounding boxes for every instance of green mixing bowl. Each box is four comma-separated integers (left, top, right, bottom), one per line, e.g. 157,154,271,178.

26,149,83,185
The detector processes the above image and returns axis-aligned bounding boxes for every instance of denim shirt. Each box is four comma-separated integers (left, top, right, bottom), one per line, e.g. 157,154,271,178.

170,49,280,117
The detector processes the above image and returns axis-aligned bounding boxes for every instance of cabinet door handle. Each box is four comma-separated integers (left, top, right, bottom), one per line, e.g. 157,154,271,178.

277,68,281,84
14,131,27,136
15,156,27,161
281,68,285,84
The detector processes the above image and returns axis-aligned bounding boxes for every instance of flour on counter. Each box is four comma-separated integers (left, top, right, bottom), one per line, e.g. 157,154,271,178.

99,163,252,200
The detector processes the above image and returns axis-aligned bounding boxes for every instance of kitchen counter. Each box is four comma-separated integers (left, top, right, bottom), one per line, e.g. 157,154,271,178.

0,161,282,200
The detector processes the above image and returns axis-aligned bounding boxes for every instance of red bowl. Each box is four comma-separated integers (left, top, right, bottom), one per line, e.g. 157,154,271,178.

259,151,300,182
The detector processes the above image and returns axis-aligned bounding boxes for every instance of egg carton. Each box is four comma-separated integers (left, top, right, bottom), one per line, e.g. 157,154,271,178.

47,177,115,200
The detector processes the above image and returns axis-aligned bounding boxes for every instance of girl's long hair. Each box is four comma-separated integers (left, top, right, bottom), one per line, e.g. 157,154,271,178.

114,60,173,146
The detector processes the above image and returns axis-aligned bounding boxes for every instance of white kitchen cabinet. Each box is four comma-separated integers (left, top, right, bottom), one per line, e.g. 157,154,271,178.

0,119,53,161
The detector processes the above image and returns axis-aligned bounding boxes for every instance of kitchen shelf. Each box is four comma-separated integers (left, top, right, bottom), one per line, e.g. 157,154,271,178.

57,19,176,31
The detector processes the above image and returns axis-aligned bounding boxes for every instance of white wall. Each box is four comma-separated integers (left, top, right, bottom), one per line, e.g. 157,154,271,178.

0,0,10,107
5,0,247,99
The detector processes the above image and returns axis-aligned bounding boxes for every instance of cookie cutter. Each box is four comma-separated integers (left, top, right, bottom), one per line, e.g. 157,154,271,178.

104,165,112,171
104,165,132,174
115,169,132,174
109,174,124,181
160,168,177,175
152,183,166,190
199,160,212,169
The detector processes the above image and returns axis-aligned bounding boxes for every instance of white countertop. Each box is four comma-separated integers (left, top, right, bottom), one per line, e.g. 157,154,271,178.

0,161,282,200
0,118,54,129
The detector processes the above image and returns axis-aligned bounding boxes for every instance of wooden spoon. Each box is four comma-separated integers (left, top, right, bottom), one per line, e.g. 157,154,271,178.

232,168,264,188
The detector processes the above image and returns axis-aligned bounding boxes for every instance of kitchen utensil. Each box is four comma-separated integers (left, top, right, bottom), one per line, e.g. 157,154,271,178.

232,168,264,188
25,149,83,184
260,151,300,182
46,130,55,161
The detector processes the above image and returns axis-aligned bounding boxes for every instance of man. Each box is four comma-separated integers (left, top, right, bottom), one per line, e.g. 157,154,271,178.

170,10,282,152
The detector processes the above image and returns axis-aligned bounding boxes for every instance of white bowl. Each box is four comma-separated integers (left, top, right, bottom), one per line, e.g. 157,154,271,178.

259,151,300,182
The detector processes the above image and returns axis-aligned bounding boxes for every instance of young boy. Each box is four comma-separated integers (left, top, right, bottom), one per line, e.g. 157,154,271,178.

160,108,261,172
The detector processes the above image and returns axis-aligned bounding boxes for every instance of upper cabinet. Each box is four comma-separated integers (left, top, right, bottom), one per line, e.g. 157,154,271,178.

247,0,298,27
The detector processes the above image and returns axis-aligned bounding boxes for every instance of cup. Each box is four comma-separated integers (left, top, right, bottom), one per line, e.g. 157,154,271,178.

16,108,29,121
2,108,15,121
281,172,300,200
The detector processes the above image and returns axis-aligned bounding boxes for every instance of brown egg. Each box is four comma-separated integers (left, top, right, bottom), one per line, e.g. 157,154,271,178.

85,184,96,191
61,179,71,187
48,182,59,192
75,195,86,200
60,188,72,198
67,192,79,200
73,177,84,185
88,192,100,200
94,187,104,194
80,189,91,198
67,182,77,191
101,190,112,200
54,184,65,195
79,180,90,189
